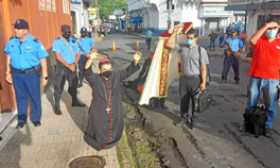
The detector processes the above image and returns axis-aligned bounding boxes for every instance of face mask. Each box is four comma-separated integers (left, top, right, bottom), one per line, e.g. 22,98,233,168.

266,29,278,39
102,71,112,78
81,33,87,38
185,39,193,46
63,32,71,40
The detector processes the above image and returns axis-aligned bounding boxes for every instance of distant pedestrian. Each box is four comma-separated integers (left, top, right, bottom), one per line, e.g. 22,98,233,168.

145,30,153,51
209,31,217,51
245,21,280,137
77,27,96,87
221,30,244,84
4,19,49,128
83,52,141,150
52,24,85,115
219,32,225,47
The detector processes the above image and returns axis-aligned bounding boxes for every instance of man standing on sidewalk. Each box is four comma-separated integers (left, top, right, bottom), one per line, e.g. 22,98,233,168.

209,31,217,51
246,21,280,136
167,26,209,127
52,25,85,115
221,30,244,84
5,19,48,128
78,27,96,87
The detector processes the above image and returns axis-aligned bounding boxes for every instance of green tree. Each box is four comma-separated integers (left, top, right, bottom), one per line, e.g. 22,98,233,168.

96,0,128,19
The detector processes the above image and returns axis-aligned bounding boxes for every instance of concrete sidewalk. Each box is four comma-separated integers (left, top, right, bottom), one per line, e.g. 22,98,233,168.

0,83,120,168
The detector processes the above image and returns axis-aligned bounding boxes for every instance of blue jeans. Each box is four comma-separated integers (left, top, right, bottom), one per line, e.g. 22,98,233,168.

12,70,42,123
246,77,279,128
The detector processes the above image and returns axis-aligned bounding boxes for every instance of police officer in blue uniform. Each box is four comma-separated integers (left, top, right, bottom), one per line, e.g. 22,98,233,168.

52,24,85,115
4,19,49,128
222,30,244,84
78,27,95,87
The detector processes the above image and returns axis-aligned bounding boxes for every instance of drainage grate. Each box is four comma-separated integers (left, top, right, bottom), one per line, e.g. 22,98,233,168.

69,155,106,168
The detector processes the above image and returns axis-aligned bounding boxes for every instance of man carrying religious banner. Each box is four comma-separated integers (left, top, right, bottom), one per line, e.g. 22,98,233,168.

139,23,192,108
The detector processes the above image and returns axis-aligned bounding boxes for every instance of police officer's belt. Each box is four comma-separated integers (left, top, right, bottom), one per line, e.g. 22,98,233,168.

12,66,41,74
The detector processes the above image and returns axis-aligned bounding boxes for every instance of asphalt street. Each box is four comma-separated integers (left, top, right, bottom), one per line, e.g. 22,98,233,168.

101,33,280,168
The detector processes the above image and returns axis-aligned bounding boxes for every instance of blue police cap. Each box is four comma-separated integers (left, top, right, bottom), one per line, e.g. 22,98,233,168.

14,19,29,29
61,24,71,33
80,27,88,33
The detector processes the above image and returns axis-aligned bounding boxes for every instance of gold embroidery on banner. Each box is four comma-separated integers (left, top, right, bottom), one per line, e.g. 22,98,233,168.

159,44,170,97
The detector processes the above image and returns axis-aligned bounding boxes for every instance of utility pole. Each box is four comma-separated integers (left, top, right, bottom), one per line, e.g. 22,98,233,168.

167,0,172,29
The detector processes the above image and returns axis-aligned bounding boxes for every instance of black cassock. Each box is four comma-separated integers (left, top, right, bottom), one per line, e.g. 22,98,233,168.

84,62,140,150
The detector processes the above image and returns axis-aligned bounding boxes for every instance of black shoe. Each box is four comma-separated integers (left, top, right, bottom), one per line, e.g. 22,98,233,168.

159,99,167,109
32,121,41,127
78,82,83,88
235,80,240,84
16,122,25,129
186,116,194,129
54,109,62,115
72,99,86,107
54,105,62,115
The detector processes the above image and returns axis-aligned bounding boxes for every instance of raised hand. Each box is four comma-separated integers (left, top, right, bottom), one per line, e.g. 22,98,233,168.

133,51,142,64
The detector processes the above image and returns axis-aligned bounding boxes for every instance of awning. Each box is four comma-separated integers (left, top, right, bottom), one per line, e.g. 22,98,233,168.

226,1,280,11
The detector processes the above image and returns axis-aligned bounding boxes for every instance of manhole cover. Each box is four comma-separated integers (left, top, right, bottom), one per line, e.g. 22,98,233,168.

69,155,106,168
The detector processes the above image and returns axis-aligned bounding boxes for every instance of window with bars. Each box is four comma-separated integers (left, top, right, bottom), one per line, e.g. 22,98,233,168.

38,0,56,12
63,0,70,14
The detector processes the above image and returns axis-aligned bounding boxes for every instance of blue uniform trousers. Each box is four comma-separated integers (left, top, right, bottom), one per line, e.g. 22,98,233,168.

221,54,240,81
78,55,88,84
12,69,41,123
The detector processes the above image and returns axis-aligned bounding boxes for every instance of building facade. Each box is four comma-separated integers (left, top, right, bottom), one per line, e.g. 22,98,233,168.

0,0,72,112
128,0,242,35
70,0,90,34
227,0,280,36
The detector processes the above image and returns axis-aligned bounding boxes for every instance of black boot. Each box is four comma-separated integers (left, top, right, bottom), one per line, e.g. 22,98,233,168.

72,97,85,107
149,98,160,109
78,81,83,88
159,98,166,109
54,103,62,115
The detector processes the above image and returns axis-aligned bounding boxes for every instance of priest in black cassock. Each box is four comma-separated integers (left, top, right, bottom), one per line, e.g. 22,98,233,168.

84,52,141,150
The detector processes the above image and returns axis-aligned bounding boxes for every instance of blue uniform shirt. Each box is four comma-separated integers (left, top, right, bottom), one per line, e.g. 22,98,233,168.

52,36,79,64
4,34,48,69
78,37,94,55
225,37,244,52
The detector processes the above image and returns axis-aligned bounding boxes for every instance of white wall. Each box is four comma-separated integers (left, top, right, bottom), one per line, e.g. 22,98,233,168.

246,9,280,36
71,2,90,35
128,0,147,11
128,0,235,32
